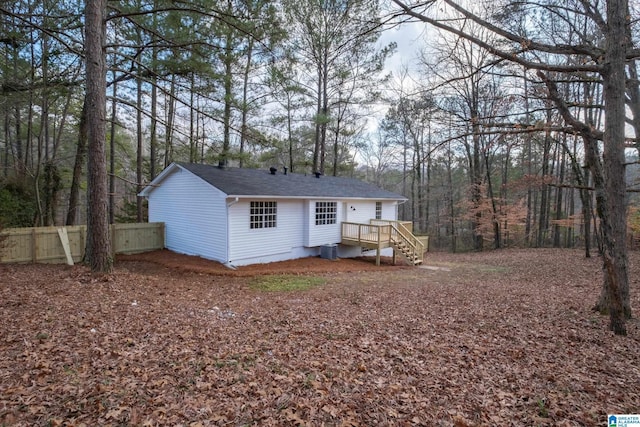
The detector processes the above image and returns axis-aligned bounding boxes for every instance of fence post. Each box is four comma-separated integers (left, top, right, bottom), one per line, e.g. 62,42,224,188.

80,225,86,261
111,224,117,256
31,227,37,263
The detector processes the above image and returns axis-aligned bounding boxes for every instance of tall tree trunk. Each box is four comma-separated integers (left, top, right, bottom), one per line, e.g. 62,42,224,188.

595,0,631,335
164,75,176,168
287,95,294,172
136,70,143,223
484,149,500,249
415,130,424,233
150,80,158,178
332,111,342,177
502,143,511,246
32,38,44,227
220,15,234,168
3,99,9,177
581,184,592,257
109,72,117,224
320,49,328,175
537,107,553,247
524,70,534,246
447,142,456,252
85,0,112,273
401,134,408,220
39,31,52,226
626,59,640,158
470,129,483,251
189,76,196,163
149,0,158,179
239,38,254,168
67,98,88,226
425,126,432,235
13,32,24,177
553,142,566,247
313,66,322,174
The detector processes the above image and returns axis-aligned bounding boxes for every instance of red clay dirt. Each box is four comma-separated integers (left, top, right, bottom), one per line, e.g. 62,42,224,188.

118,249,407,276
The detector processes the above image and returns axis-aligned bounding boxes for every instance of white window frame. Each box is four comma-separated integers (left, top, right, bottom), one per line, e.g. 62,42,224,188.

250,201,277,229
375,202,382,220
315,201,337,225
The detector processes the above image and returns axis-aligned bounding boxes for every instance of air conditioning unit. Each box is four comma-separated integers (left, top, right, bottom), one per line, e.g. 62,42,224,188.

320,244,337,260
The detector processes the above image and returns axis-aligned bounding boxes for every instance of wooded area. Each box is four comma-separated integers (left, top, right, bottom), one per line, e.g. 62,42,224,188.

0,0,639,332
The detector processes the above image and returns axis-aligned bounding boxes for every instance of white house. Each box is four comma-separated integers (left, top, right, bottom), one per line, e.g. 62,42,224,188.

139,162,423,267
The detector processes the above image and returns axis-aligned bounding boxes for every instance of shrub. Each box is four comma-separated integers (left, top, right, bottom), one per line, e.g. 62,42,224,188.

0,180,37,227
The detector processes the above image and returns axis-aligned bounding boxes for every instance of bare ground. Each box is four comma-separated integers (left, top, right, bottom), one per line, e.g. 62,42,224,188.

1,248,639,426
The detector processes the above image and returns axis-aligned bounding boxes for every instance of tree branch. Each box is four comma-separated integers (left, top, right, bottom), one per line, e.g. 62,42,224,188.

390,0,603,73
536,70,604,141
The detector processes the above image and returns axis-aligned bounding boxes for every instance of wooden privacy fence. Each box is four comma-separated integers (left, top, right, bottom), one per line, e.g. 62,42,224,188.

0,222,164,264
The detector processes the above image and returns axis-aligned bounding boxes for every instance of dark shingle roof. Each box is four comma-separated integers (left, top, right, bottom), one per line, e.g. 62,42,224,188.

175,162,405,200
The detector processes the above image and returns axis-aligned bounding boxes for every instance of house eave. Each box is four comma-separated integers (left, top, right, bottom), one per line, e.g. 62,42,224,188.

138,163,183,198
225,195,407,201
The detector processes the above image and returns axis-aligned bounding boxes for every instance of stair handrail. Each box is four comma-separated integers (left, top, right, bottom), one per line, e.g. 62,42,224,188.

398,222,424,255
390,223,423,260
370,219,424,263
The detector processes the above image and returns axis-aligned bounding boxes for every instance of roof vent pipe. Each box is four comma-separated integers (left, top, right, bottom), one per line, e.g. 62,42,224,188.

283,166,288,175
315,171,321,178
270,166,277,175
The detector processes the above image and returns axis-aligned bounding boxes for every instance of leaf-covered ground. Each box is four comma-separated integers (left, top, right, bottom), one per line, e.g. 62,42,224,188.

1,248,639,426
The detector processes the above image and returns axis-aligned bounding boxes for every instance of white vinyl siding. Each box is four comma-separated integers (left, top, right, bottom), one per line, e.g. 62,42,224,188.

147,168,228,262
344,200,398,224
344,200,376,224
384,201,398,220
306,200,342,246
228,199,306,265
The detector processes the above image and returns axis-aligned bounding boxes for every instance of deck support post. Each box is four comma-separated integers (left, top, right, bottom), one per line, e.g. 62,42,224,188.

376,226,382,266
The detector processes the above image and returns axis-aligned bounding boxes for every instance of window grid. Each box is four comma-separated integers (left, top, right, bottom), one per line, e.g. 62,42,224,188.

375,202,382,220
250,201,277,229
315,201,337,225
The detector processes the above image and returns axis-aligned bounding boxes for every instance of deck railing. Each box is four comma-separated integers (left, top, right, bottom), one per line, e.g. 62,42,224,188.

341,222,391,245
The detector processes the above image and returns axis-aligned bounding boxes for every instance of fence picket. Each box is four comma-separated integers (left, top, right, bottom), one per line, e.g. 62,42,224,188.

0,223,164,264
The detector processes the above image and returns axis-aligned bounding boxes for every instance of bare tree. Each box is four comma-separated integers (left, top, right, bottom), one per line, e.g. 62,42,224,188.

284,0,391,175
391,0,637,335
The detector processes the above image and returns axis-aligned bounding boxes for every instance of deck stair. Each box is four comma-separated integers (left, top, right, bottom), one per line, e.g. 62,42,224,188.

392,239,422,265
383,220,424,266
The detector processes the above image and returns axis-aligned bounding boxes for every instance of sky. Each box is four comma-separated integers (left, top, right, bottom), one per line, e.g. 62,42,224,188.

364,19,430,134
378,20,428,77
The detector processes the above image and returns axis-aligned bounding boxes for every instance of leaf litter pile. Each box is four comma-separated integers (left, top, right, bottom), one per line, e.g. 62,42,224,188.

1,248,639,426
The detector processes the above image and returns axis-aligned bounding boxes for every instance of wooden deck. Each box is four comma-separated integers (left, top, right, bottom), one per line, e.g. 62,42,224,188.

341,220,425,266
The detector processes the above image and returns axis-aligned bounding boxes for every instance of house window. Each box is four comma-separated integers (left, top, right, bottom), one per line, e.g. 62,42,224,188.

375,202,382,220
315,201,337,225
250,201,277,229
